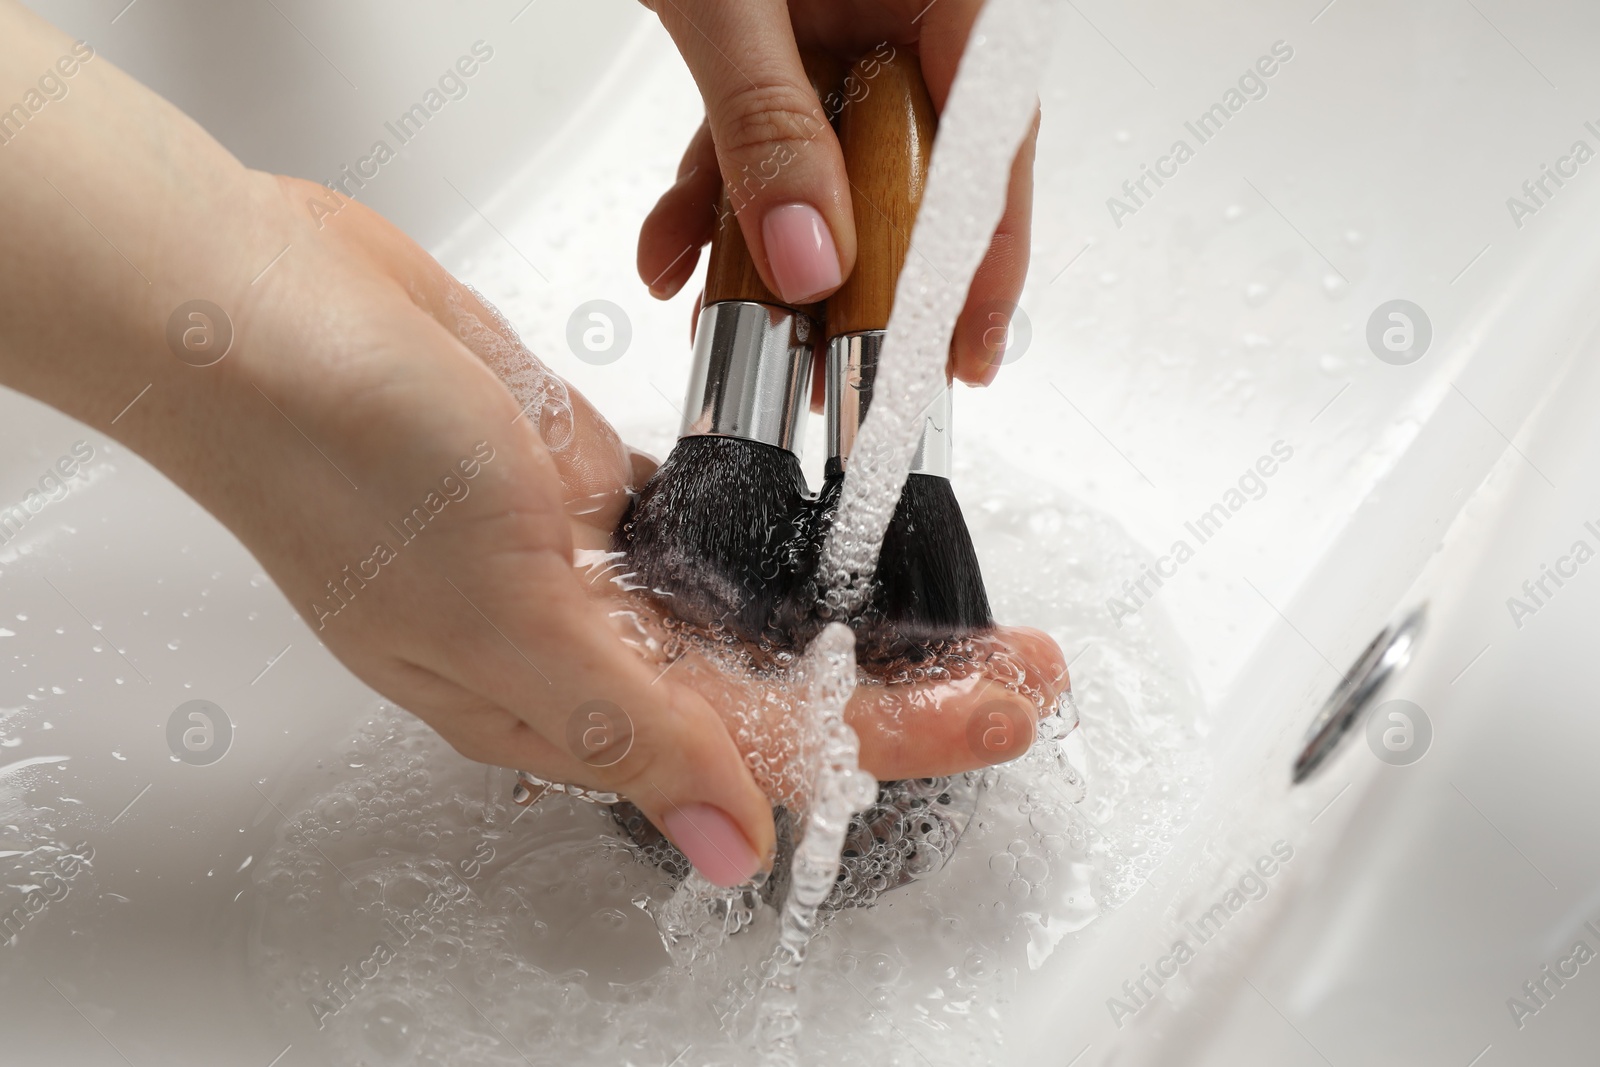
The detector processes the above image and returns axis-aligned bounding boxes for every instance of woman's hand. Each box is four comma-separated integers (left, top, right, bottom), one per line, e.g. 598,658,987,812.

637,0,1036,384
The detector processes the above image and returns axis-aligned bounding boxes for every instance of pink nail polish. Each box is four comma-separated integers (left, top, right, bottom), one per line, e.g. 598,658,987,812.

662,803,760,888
761,202,842,304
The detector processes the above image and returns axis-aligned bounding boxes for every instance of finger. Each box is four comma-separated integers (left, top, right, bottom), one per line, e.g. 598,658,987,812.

952,112,1036,385
846,625,1069,779
645,0,854,304
638,120,721,299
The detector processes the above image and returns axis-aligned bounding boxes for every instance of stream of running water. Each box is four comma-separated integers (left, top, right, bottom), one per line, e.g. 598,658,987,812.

753,1,1063,1061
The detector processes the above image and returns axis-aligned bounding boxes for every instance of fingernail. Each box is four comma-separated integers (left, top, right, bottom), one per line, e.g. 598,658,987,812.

762,202,842,304
662,803,761,888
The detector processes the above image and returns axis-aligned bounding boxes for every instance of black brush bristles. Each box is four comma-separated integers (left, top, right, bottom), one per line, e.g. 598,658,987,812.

803,460,993,664
872,471,992,648
618,435,810,645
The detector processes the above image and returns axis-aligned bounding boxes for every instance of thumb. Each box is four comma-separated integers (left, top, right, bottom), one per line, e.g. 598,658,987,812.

646,0,855,304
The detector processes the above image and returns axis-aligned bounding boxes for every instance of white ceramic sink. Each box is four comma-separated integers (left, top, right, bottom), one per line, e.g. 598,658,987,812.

4,0,1599,1064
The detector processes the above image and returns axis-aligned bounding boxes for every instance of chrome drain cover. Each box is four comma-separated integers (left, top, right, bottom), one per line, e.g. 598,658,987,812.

1293,604,1426,783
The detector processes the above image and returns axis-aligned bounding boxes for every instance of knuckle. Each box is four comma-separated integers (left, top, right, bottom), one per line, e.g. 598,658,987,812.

715,81,826,159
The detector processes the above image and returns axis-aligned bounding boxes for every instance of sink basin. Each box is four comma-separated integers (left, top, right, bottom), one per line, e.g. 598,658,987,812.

5,0,1599,1063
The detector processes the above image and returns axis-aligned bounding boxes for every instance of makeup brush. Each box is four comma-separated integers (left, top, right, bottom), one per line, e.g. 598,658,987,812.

817,49,993,661
617,192,817,643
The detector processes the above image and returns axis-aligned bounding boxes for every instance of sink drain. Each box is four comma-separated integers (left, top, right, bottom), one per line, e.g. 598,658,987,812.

1293,604,1426,784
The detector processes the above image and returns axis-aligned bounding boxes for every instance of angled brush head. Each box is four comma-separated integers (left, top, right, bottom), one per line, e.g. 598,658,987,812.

870,471,992,652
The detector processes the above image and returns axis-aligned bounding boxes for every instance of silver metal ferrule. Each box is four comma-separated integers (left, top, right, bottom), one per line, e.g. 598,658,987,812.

680,301,813,454
826,330,952,479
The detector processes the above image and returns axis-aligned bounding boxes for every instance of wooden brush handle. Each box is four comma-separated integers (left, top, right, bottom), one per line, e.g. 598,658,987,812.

828,48,937,336
704,51,847,308
704,193,779,305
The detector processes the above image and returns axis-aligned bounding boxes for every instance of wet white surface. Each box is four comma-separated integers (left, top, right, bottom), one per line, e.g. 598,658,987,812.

6,0,1600,1063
